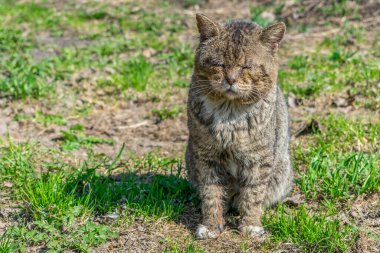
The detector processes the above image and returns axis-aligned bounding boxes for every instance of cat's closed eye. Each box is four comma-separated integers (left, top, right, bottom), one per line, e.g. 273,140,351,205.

239,65,254,70
203,58,225,68
212,63,225,68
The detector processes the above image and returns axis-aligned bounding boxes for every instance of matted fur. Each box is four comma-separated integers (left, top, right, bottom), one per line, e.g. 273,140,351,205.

186,14,293,239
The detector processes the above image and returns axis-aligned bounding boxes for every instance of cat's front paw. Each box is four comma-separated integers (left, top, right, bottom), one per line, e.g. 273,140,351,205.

195,224,223,239
239,225,265,236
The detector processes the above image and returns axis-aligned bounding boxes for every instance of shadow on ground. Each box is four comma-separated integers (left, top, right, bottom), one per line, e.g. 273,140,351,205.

66,165,201,228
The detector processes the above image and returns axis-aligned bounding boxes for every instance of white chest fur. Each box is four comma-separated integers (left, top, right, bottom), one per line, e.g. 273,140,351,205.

202,99,254,125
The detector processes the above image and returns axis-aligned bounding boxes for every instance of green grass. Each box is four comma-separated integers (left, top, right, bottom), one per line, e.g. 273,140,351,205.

293,115,379,158
0,143,117,251
163,241,205,253
0,1,61,32
158,44,194,87
0,229,17,253
98,56,153,92
23,172,92,221
297,152,379,202
0,142,196,251
0,143,35,191
291,115,379,209
262,114,380,252
0,0,379,252
264,205,358,253
280,25,379,109
0,55,55,99
18,173,116,251
0,0,191,99
0,28,32,53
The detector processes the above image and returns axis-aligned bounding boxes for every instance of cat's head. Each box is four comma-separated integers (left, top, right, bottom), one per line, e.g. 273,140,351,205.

193,14,285,104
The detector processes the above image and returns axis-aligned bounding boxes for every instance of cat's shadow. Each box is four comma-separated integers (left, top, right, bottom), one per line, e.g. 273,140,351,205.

69,169,201,230
71,169,242,234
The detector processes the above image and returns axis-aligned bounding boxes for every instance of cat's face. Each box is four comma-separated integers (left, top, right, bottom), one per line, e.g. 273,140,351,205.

193,14,285,104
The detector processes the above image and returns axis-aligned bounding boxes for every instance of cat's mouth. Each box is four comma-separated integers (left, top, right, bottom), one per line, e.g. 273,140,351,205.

226,88,237,94
222,83,239,98
224,87,239,99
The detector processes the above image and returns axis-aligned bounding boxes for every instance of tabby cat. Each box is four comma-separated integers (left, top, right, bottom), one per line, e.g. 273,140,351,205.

186,14,293,239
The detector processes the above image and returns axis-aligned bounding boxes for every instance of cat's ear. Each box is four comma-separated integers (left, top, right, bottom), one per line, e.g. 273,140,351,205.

196,13,221,42
260,22,286,52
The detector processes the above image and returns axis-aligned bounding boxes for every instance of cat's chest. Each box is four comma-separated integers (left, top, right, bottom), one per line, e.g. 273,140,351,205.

211,120,250,149
202,102,256,148
194,97,272,150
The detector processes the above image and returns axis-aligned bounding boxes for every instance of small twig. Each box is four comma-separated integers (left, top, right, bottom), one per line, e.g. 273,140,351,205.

116,120,151,129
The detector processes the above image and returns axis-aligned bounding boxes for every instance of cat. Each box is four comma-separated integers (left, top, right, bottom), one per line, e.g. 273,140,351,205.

186,14,293,239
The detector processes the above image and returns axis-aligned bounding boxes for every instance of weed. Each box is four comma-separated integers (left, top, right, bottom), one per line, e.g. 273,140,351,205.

35,112,67,126
183,0,203,8
14,114,33,121
14,112,67,126
320,0,358,18
250,6,272,27
151,106,183,121
57,126,113,151
7,218,117,251
74,104,92,117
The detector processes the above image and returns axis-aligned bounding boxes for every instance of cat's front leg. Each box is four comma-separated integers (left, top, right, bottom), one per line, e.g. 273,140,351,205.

237,159,273,236
195,161,225,239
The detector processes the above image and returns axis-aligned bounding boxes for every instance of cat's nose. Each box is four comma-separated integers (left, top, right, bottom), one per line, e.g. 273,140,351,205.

226,77,236,86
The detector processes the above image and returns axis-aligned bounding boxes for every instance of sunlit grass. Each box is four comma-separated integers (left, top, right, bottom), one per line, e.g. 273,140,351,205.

264,205,358,253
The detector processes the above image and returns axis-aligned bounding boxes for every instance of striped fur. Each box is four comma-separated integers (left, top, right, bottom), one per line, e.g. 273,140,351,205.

186,14,293,239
